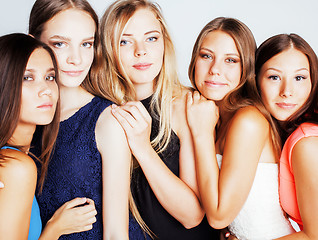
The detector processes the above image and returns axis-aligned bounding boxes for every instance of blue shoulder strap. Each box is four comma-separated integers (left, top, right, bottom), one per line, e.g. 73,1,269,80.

1,146,21,151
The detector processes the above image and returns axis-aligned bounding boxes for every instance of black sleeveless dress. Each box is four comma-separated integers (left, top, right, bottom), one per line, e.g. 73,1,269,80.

131,96,220,240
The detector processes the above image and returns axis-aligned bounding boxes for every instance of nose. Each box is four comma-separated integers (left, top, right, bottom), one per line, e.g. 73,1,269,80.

134,42,146,57
66,46,82,65
209,59,221,76
279,79,293,98
38,82,53,97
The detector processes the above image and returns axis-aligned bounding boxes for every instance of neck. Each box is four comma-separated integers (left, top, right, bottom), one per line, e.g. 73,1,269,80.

59,85,94,120
8,123,36,152
134,82,154,101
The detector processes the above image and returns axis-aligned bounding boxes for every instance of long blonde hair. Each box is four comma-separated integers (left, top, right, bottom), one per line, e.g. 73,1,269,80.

97,0,181,152
96,0,181,237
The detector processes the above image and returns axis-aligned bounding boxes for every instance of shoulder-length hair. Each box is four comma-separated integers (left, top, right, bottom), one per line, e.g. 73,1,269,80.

255,33,318,141
98,0,181,153
29,0,103,98
0,33,60,191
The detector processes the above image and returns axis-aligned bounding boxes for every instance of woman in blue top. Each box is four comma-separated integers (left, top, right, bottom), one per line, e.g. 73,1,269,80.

0,33,96,240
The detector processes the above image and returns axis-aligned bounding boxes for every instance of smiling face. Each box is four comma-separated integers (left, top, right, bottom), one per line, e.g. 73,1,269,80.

119,8,164,98
258,48,312,121
20,48,58,126
194,30,241,101
40,8,95,88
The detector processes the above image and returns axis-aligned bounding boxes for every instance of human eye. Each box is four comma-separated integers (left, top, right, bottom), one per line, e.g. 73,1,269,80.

46,75,56,81
295,75,306,81
120,39,130,46
52,42,66,49
23,74,33,81
268,75,280,81
226,58,237,63
82,41,94,48
200,52,212,60
147,36,158,42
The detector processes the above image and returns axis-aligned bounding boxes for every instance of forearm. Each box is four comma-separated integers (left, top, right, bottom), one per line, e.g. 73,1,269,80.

135,145,204,228
193,134,224,227
39,220,61,240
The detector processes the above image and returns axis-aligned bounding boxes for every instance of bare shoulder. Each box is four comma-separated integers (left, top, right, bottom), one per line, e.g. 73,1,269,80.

95,106,125,136
230,106,269,133
0,149,37,195
95,105,129,156
0,149,37,184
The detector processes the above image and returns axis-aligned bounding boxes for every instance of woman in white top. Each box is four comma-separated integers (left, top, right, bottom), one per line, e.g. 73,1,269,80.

186,17,295,239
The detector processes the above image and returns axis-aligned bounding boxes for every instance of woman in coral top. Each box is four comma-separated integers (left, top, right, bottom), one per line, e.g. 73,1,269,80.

256,33,318,239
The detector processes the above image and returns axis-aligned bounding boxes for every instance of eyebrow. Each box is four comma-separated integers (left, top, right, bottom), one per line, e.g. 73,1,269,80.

49,35,95,42
266,67,309,73
122,30,161,37
25,68,56,73
200,47,240,57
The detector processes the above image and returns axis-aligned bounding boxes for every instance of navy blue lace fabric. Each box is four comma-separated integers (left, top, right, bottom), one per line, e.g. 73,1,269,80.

36,96,147,239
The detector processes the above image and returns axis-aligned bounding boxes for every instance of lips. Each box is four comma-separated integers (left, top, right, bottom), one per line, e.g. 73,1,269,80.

62,70,84,77
133,63,152,70
276,102,297,109
37,103,54,109
204,80,227,87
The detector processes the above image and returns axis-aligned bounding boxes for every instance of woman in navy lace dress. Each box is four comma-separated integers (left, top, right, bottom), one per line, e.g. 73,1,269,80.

29,0,146,239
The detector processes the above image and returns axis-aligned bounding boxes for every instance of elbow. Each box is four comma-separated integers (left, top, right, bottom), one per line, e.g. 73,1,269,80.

206,214,231,229
180,211,205,229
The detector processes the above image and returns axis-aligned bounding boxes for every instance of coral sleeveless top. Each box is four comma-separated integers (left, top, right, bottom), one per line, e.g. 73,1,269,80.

280,122,318,229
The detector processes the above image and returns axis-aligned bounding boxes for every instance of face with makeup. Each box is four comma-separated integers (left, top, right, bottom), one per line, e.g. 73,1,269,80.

39,8,95,88
194,30,241,101
258,48,312,121
20,48,58,126
119,8,164,98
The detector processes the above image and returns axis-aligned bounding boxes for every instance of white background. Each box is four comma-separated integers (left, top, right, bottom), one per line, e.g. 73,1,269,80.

1,0,317,86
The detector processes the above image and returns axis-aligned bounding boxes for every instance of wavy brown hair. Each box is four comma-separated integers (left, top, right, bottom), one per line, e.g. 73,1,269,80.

255,33,318,143
0,33,60,192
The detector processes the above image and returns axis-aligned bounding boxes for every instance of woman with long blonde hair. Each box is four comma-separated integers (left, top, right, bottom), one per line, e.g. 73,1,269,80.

98,0,218,239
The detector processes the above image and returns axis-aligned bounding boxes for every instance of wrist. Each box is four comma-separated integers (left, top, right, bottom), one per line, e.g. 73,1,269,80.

41,217,61,240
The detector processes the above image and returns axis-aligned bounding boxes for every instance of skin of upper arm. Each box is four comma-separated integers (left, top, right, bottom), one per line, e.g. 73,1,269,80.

215,106,270,227
95,106,131,239
0,150,37,240
292,136,318,239
172,89,200,197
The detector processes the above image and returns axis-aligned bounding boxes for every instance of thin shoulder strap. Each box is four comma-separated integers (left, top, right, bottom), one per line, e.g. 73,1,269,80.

1,146,21,151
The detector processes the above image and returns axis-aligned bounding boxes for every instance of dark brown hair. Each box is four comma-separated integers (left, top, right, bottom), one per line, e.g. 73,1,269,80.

29,0,102,97
0,33,60,191
255,33,318,142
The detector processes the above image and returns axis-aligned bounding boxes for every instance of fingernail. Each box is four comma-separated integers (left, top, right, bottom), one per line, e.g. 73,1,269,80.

111,104,117,109
0,182,4,188
225,232,230,238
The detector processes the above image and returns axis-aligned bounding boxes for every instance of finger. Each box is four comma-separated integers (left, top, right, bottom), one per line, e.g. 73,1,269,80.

64,197,87,209
193,91,201,103
111,106,136,129
118,103,145,123
186,91,193,109
123,101,151,123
